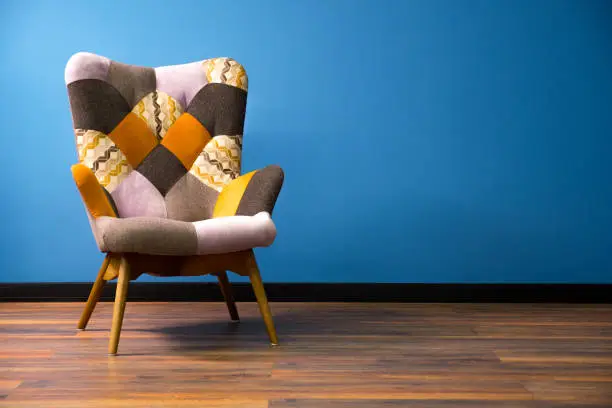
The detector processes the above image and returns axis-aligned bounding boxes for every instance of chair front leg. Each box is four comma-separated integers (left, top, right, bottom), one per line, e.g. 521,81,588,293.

108,257,130,356
77,255,110,330
246,254,278,345
217,271,240,322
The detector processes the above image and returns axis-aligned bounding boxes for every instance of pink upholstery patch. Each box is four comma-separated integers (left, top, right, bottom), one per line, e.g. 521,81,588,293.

155,60,208,109
193,212,277,255
65,52,111,85
111,171,167,218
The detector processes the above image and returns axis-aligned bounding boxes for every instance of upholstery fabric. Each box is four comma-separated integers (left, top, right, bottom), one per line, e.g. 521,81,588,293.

71,163,117,218
194,212,276,254
213,170,257,218
66,52,247,195
94,213,275,256
191,135,242,192
75,129,131,193
110,171,167,218
214,165,285,217
66,52,284,257
95,216,198,256
236,165,284,216
132,91,183,140
165,173,219,222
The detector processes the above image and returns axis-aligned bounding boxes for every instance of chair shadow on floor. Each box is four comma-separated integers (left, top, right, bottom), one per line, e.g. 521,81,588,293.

146,306,439,356
148,307,379,354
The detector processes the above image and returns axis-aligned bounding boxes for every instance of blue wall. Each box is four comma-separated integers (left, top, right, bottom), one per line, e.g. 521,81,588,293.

1,0,611,283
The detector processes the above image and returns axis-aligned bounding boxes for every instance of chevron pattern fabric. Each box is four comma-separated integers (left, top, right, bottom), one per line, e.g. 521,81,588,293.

132,91,184,140
191,135,243,191
203,57,248,92
67,53,247,196
75,129,131,192
65,52,284,257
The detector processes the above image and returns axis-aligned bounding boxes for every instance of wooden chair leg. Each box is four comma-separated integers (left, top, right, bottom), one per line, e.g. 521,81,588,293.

217,271,240,322
77,255,110,330
247,254,279,345
108,257,130,356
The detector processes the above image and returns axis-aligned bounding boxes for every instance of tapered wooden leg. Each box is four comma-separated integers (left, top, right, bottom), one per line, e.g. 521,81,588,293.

108,257,130,356
77,256,110,330
217,271,240,322
247,254,278,345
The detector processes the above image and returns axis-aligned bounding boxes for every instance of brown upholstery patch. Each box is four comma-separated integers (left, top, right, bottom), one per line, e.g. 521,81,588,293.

67,79,131,133
107,61,156,108
136,144,187,196
186,83,247,136
235,165,284,216
96,216,198,256
165,173,219,221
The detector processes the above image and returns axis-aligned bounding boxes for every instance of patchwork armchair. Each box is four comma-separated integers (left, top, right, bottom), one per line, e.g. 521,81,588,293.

65,52,284,355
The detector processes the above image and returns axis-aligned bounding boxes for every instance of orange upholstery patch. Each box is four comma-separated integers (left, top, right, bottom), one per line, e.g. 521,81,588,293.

108,112,158,167
213,170,256,218
71,164,117,218
161,113,211,169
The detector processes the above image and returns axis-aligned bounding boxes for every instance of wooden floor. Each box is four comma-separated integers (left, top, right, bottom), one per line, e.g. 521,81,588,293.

1,302,611,407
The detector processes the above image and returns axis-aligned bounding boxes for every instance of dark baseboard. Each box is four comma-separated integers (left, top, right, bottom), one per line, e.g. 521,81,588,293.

0,282,610,303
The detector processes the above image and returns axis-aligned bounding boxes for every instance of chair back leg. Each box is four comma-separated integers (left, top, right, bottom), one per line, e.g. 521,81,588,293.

77,256,110,330
217,271,240,321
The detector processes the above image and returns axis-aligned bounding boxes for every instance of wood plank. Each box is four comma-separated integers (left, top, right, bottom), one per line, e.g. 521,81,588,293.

0,302,611,406
524,380,612,404
269,400,611,408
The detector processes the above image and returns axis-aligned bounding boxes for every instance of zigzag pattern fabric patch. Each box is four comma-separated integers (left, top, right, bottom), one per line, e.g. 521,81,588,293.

132,90,184,140
191,135,243,192
75,129,131,192
66,53,248,196
204,57,248,92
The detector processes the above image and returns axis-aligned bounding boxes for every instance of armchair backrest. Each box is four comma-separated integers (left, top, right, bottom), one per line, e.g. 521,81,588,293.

65,52,248,220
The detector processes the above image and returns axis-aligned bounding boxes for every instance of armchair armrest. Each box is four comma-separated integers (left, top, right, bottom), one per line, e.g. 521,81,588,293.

71,163,118,218
213,165,284,218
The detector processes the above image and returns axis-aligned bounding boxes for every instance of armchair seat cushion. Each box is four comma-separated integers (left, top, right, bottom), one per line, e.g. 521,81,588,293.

94,212,276,256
